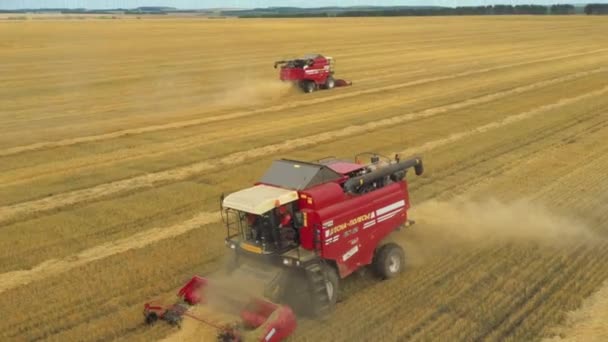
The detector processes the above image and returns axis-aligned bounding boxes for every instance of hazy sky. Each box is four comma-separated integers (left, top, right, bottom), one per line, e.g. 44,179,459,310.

3,0,606,10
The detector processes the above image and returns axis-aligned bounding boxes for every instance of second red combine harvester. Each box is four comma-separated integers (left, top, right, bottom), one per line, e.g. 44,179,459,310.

221,153,423,317
274,54,352,93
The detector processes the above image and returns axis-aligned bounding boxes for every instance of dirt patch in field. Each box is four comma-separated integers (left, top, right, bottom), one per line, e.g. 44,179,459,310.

402,198,600,265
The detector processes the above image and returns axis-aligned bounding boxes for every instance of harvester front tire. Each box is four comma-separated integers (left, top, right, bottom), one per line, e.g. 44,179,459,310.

323,264,339,308
324,76,335,89
301,81,316,93
373,243,405,279
305,263,339,319
145,312,158,325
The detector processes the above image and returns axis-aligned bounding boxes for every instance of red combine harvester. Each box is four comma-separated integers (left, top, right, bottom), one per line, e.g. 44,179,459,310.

144,152,423,341
221,153,423,317
274,54,352,93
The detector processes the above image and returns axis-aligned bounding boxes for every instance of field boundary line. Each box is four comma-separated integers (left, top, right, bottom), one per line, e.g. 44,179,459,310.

0,68,606,226
2,48,608,157
1,84,606,294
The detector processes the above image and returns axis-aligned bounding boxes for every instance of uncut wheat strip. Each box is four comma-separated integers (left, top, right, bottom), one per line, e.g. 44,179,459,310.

0,37,582,130
1,61,595,189
542,277,608,342
396,84,608,157
0,63,489,187
2,48,607,157
1,85,606,294
1,68,606,227
0,212,217,295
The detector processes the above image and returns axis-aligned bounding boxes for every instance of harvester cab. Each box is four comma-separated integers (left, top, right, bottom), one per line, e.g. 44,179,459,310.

273,54,352,93
220,152,424,318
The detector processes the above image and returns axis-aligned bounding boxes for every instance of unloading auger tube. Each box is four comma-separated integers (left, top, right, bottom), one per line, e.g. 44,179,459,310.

344,157,424,193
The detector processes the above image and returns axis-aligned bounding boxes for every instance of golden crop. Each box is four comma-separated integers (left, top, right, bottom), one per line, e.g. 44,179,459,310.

0,16,607,341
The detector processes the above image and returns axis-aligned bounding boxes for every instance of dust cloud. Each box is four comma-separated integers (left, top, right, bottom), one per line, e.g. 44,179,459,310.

400,198,600,265
203,267,268,315
212,79,294,107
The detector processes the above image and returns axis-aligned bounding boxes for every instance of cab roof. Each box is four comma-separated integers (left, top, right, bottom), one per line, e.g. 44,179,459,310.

259,159,343,190
222,184,298,215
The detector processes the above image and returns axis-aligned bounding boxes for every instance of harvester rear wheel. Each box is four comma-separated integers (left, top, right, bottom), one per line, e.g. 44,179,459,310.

373,243,405,279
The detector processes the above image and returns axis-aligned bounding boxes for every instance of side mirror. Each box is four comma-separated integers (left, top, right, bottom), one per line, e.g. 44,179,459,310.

219,193,225,223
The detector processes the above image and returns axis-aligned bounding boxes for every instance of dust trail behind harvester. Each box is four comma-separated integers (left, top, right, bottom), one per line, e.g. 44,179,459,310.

400,198,601,265
212,79,295,107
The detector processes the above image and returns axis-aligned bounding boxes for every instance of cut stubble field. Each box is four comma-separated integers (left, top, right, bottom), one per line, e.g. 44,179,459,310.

0,16,607,341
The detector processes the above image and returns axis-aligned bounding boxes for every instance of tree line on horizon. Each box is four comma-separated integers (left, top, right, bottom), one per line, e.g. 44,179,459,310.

2,4,608,17
228,4,608,17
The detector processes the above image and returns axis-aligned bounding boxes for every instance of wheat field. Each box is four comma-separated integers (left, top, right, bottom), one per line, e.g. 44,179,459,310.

1,16,608,341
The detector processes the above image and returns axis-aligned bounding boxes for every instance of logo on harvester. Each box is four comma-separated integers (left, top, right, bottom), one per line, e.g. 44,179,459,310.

325,212,374,237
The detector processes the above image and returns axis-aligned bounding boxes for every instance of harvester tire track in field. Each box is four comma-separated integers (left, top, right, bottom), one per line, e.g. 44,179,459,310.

472,245,589,341
300,246,508,341
1,72,606,227
413,107,608,202
399,248,551,341
365,247,514,339
427,247,585,341
458,150,608,340
398,84,608,157
1,49,607,158
536,251,608,341
498,250,608,341
0,85,606,294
